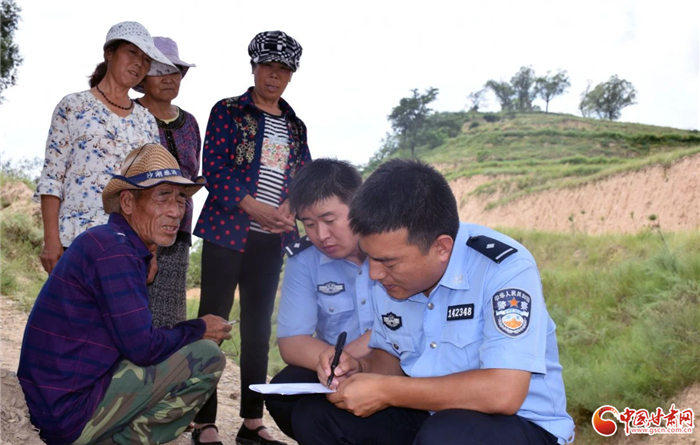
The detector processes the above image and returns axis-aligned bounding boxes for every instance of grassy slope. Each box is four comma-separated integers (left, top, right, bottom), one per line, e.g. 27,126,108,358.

0,173,45,311
503,227,700,442
387,112,700,209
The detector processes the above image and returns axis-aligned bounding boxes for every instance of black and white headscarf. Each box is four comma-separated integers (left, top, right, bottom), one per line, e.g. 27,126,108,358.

248,30,303,72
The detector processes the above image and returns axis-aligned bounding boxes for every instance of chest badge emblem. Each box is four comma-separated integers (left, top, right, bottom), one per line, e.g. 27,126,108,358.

317,282,345,296
382,312,403,331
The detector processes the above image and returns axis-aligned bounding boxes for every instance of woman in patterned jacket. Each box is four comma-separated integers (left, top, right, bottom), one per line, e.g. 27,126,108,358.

192,30,310,445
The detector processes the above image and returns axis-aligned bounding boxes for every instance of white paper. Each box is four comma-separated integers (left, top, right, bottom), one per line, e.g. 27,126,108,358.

249,383,334,395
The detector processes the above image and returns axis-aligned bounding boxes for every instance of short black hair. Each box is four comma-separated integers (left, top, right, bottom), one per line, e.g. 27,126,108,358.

349,159,459,252
288,158,363,214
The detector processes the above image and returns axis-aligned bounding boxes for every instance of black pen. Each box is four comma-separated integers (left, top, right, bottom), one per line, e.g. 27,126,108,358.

326,331,347,388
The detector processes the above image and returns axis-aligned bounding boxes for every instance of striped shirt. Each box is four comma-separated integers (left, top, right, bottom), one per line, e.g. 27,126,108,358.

250,112,290,233
17,213,206,445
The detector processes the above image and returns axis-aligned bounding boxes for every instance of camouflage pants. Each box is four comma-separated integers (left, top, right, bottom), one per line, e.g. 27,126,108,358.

72,340,225,445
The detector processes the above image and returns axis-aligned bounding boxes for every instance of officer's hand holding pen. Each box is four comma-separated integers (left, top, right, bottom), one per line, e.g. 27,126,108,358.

318,333,364,389
327,331,347,387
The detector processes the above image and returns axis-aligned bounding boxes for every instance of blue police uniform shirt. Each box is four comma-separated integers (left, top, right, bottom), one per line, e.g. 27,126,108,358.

368,223,575,444
277,244,375,345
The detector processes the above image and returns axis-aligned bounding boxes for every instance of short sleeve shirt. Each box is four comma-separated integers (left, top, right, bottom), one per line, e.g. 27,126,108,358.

277,245,375,345
368,223,575,443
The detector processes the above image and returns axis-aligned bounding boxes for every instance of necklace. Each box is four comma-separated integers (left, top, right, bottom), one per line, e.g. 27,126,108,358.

96,84,134,111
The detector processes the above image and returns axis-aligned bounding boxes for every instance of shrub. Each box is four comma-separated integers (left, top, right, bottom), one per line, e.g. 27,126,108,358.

0,157,42,189
483,113,500,123
0,210,45,310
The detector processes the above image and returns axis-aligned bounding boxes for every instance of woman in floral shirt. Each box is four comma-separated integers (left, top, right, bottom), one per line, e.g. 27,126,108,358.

192,31,310,445
35,21,177,273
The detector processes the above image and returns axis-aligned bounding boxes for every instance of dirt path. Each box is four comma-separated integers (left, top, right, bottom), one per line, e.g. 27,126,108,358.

0,296,295,445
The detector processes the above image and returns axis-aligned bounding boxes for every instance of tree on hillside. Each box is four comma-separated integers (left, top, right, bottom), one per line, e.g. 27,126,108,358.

466,88,487,112
578,80,593,118
581,75,637,121
415,111,468,150
484,80,514,111
361,132,398,174
535,69,570,113
1,0,23,102
510,66,538,111
388,87,439,157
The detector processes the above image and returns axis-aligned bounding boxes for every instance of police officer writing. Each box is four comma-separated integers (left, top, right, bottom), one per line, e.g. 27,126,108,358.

291,159,575,445
265,159,375,440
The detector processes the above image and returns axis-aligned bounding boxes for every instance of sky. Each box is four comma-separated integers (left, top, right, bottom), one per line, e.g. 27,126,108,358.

1,0,698,222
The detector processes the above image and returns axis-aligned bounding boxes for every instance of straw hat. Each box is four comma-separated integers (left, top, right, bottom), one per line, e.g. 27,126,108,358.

102,143,206,214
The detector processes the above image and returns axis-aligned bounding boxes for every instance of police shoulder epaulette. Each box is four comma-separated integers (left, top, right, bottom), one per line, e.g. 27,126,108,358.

285,236,313,257
466,235,518,264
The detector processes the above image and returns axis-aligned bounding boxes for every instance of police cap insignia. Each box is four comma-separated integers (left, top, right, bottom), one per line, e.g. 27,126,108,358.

382,312,403,331
284,236,313,257
492,288,532,337
317,281,345,295
467,235,518,264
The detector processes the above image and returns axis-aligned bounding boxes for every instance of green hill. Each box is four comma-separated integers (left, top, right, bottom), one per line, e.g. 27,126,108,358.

369,111,700,210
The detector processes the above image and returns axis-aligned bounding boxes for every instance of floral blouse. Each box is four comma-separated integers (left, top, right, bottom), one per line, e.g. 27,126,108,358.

35,90,160,246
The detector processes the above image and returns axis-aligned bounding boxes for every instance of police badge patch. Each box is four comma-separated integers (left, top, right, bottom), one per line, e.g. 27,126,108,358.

492,288,532,337
382,312,402,331
317,282,345,296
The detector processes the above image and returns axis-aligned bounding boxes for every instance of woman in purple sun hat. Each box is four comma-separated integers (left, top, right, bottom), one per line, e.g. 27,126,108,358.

135,36,200,331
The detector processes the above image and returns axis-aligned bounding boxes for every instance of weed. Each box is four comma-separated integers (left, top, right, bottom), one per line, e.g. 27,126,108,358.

568,213,576,234
1,210,45,310
503,228,700,442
